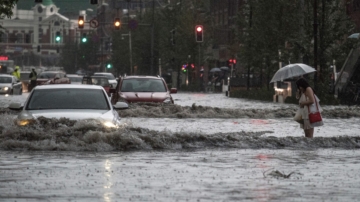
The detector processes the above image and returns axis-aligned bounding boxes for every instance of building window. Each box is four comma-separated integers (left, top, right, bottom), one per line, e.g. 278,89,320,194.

37,6,43,13
25,34,31,43
39,17,42,21
0,32,7,43
54,21,60,26
16,33,23,43
50,7,54,12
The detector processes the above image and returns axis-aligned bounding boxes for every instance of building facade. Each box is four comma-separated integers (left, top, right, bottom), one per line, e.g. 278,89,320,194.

0,0,92,67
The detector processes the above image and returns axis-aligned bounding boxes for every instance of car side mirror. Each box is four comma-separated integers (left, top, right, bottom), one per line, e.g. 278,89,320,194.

8,102,23,110
113,102,128,110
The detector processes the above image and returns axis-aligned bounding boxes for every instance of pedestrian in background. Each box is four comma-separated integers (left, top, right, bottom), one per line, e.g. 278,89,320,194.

12,66,21,80
296,78,324,138
29,68,37,91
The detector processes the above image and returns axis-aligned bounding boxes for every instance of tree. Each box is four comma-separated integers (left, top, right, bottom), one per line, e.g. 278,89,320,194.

237,0,304,90
0,0,18,28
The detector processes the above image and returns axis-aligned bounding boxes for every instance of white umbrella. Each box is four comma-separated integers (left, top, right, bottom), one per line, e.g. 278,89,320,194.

220,66,229,71
210,67,221,72
270,63,316,83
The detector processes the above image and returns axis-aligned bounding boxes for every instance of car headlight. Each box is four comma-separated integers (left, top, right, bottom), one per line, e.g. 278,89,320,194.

3,87,9,91
163,97,171,104
16,119,36,126
103,121,117,128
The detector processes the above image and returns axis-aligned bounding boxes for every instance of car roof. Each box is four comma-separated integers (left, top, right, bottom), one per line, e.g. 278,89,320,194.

0,74,13,77
94,72,113,75
123,75,162,80
40,71,64,73
67,74,82,77
34,84,103,90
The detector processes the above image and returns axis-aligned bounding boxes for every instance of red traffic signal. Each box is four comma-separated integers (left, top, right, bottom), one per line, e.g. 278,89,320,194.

195,25,203,42
228,58,237,65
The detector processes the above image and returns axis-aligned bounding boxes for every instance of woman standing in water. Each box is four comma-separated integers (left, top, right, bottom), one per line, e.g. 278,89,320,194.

296,78,324,138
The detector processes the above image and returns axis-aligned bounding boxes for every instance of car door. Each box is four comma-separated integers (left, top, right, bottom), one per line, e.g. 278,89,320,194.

12,76,22,94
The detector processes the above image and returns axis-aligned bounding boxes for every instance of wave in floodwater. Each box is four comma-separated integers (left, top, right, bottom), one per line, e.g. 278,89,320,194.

1,103,360,119
113,103,360,119
1,116,360,151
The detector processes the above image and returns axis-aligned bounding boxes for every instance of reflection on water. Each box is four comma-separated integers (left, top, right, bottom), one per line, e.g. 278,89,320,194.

1,149,359,201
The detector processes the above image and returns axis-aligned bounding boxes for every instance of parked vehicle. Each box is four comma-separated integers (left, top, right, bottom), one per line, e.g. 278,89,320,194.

111,75,177,104
93,72,117,88
67,74,83,85
8,84,128,127
36,71,71,86
0,74,22,95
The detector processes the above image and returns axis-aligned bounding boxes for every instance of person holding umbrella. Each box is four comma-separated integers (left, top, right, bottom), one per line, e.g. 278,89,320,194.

296,78,324,138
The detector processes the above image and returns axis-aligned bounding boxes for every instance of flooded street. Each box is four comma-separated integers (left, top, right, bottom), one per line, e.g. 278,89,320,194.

1,92,360,201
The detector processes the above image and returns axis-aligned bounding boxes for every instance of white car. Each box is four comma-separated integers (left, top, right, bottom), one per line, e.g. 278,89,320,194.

9,84,128,127
66,74,83,85
93,72,117,88
0,74,22,95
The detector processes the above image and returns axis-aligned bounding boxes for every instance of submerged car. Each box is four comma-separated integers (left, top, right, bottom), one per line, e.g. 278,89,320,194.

9,85,128,127
36,71,71,85
0,74,22,95
93,72,117,88
111,75,177,104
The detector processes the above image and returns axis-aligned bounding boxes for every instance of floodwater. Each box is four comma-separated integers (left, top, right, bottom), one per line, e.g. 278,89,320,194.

1,92,360,201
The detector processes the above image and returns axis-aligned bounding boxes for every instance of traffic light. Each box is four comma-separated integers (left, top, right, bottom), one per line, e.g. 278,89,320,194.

106,63,112,69
228,58,237,65
78,16,84,29
37,45,40,52
114,18,121,30
90,0,98,4
55,32,61,43
181,64,187,73
195,25,203,42
81,33,87,43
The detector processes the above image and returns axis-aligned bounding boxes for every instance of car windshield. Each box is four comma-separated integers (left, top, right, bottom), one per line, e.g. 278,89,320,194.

91,77,109,86
121,78,166,92
95,73,115,80
68,76,83,82
39,72,57,79
0,77,12,83
26,88,110,110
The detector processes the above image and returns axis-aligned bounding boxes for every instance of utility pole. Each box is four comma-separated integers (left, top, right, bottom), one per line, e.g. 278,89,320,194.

127,0,133,75
247,4,252,91
150,0,155,75
313,0,318,91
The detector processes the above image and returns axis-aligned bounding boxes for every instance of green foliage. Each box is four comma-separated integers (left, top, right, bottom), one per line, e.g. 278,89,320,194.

0,0,18,20
235,0,354,97
111,0,211,79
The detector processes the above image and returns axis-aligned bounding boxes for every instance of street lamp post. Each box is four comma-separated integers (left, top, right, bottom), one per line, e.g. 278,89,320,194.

121,32,133,75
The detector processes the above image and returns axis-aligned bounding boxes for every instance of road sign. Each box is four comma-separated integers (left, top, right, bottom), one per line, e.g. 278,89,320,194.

128,19,138,30
90,19,99,28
